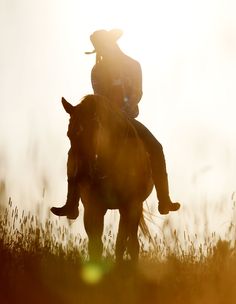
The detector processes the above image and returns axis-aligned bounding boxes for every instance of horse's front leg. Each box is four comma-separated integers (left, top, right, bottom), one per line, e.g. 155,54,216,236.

116,212,128,263
84,205,105,261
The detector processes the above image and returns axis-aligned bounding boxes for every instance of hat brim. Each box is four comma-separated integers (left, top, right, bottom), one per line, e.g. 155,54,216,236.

108,29,123,41
85,29,123,54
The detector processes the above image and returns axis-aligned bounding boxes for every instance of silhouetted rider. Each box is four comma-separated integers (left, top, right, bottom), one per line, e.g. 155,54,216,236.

51,29,180,219
89,30,142,119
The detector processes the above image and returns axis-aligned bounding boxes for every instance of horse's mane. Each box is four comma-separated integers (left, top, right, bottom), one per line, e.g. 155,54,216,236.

79,94,137,137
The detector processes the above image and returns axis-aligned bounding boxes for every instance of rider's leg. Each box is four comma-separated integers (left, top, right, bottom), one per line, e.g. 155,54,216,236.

50,149,80,219
131,119,180,215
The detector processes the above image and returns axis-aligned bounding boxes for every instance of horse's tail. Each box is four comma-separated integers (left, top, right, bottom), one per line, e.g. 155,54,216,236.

139,209,154,247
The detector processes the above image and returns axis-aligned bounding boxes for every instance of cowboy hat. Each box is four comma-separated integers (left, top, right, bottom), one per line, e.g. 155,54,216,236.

85,29,123,54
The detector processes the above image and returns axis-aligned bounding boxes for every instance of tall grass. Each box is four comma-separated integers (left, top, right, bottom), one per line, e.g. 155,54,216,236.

1,198,236,304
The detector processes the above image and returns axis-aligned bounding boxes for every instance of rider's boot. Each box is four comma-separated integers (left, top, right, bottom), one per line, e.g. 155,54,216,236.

51,178,80,219
151,152,180,215
156,175,180,215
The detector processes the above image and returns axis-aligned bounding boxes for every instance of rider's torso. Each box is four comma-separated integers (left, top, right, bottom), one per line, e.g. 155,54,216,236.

91,54,141,114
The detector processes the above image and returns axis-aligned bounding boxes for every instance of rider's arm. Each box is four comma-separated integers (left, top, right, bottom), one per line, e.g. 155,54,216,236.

91,64,108,96
129,61,143,106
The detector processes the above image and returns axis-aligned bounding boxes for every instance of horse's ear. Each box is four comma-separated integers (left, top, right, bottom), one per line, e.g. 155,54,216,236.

62,97,74,115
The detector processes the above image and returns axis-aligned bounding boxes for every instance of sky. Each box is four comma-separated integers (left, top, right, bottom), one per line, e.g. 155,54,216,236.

1,0,236,234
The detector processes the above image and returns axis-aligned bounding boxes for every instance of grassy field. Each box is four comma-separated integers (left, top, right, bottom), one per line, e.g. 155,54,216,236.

1,199,236,304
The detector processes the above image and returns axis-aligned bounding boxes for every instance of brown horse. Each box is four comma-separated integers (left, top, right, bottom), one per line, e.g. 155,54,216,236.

61,94,153,262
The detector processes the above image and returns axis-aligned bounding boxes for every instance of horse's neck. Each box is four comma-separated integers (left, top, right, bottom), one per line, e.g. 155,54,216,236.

95,112,134,165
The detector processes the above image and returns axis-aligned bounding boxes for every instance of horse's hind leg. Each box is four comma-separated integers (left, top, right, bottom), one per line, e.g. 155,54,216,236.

116,204,142,263
126,203,142,262
84,206,105,261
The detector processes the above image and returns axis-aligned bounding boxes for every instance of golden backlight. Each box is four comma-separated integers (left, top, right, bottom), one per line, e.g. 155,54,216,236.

1,3,236,302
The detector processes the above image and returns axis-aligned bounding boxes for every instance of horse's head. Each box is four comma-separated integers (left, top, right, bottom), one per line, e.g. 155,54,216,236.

62,96,100,159
62,94,135,169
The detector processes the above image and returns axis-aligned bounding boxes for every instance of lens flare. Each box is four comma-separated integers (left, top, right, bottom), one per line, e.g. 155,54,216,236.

81,262,104,284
